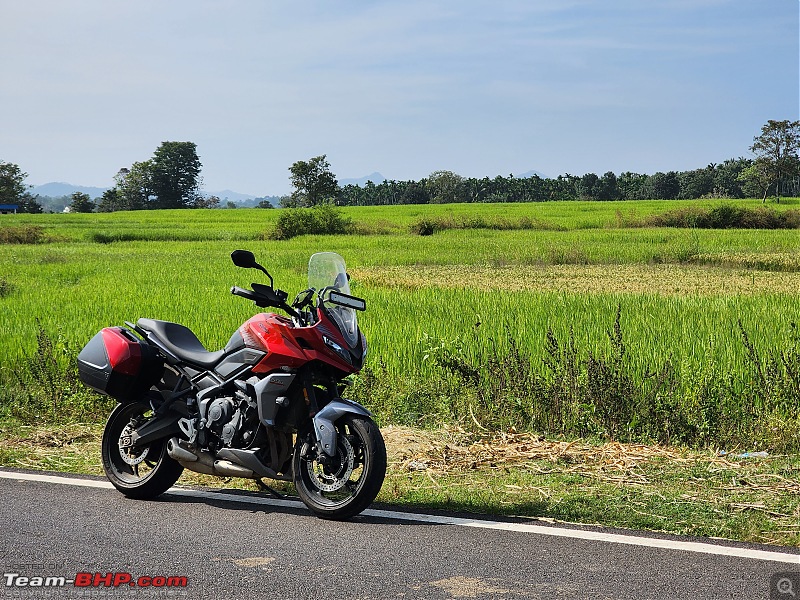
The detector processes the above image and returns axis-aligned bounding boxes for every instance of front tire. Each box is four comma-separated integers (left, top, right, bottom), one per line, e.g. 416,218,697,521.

293,415,386,520
101,402,183,499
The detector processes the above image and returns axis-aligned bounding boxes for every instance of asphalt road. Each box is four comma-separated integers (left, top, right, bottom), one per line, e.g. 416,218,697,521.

1,468,798,599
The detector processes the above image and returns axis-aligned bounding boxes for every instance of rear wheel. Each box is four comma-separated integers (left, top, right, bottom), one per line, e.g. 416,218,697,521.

101,402,183,499
293,415,386,520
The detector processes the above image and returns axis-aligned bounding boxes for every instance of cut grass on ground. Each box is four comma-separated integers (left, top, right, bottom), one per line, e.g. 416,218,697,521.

1,421,797,547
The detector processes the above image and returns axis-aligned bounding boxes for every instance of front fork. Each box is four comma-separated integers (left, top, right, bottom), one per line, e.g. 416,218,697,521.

301,373,372,458
312,398,373,457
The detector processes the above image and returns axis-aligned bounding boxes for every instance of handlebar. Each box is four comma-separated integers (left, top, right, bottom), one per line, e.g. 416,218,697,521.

230,285,301,319
230,286,260,302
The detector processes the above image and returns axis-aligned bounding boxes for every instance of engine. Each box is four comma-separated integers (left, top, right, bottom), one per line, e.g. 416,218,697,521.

205,391,260,448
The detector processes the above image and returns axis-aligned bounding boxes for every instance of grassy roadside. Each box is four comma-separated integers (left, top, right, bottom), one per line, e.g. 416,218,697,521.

2,419,797,547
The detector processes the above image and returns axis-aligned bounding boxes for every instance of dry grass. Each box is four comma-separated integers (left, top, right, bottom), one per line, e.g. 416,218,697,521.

353,263,800,296
694,252,800,272
381,425,800,546
0,423,104,474
383,425,799,493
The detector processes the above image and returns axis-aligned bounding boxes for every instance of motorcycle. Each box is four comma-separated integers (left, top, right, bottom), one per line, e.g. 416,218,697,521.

77,250,386,520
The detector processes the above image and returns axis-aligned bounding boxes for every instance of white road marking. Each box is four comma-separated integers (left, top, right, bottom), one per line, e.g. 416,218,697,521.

2,468,798,565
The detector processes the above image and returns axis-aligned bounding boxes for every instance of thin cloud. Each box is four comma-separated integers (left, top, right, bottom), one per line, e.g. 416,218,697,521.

1,0,796,192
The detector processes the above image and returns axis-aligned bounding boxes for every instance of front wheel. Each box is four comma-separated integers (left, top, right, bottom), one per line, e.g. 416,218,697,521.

293,415,386,520
101,401,183,499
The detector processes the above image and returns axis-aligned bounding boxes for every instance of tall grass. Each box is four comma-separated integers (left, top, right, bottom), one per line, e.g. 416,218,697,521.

639,204,800,229
0,321,112,423
266,205,354,240
353,306,800,450
0,225,47,244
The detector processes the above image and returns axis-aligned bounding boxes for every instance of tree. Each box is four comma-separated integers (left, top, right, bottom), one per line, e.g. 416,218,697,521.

618,172,648,200
17,194,43,213
713,158,750,198
577,173,599,200
738,160,773,200
678,167,714,199
398,181,429,204
746,119,800,202
0,161,43,212
648,171,680,200
426,170,465,204
113,142,203,211
115,163,152,210
96,188,124,212
194,195,221,209
0,160,29,204
149,141,203,208
595,171,620,200
68,191,95,213
288,155,338,207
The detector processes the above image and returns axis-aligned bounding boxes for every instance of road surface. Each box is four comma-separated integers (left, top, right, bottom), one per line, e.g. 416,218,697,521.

0,468,798,599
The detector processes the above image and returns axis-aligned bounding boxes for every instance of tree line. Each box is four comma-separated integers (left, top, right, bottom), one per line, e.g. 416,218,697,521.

0,141,205,214
331,120,800,206
1,120,798,213
336,160,757,206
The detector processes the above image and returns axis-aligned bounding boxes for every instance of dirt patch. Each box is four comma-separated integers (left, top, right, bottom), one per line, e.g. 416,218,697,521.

429,576,512,598
230,557,275,568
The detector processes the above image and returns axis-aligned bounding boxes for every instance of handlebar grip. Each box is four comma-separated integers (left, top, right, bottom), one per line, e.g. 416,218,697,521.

231,286,259,301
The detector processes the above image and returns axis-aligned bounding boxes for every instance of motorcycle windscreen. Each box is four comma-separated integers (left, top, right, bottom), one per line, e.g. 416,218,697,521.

308,252,359,348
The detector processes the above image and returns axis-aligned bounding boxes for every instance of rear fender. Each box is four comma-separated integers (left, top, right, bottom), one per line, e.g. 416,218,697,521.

313,399,372,457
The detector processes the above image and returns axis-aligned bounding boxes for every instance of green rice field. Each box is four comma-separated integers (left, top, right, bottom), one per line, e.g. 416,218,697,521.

1,199,798,448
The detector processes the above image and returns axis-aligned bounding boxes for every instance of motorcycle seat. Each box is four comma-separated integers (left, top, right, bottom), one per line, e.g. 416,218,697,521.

137,318,226,369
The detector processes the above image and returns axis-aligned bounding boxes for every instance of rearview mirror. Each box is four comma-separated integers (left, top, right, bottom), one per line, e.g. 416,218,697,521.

328,290,366,311
231,250,257,269
230,250,274,287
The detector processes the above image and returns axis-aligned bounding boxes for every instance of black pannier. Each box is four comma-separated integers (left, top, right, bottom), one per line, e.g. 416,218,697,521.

77,327,163,402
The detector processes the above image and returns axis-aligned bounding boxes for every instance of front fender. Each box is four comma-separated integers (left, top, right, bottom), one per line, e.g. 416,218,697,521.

313,399,372,457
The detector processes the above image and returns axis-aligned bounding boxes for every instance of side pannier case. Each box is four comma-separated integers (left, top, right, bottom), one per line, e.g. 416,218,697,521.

77,327,163,402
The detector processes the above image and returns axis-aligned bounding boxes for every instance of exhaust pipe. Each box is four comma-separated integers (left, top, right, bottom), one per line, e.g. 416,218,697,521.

166,437,258,479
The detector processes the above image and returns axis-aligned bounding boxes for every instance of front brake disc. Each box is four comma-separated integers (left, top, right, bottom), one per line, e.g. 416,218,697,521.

306,435,355,492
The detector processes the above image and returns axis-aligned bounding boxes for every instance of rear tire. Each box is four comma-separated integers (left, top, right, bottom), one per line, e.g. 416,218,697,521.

101,402,183,500
293,415,386,520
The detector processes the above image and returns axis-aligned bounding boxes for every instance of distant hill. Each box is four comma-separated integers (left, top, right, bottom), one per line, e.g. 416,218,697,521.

208,189,256,203
29,183,270,207
339,172,386,187
515,170,548,179
31,182,108,199
235,195,283,208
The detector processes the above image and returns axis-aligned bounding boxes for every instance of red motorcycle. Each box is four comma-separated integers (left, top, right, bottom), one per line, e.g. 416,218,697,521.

78,250,386,520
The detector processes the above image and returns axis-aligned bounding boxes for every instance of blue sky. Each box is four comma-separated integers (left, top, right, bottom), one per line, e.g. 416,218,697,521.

2,1,798,196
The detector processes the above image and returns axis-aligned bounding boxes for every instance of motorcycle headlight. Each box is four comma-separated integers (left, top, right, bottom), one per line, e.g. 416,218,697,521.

323,335,350,362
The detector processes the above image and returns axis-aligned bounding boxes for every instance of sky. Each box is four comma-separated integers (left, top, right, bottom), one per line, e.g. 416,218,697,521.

2,1,798,197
